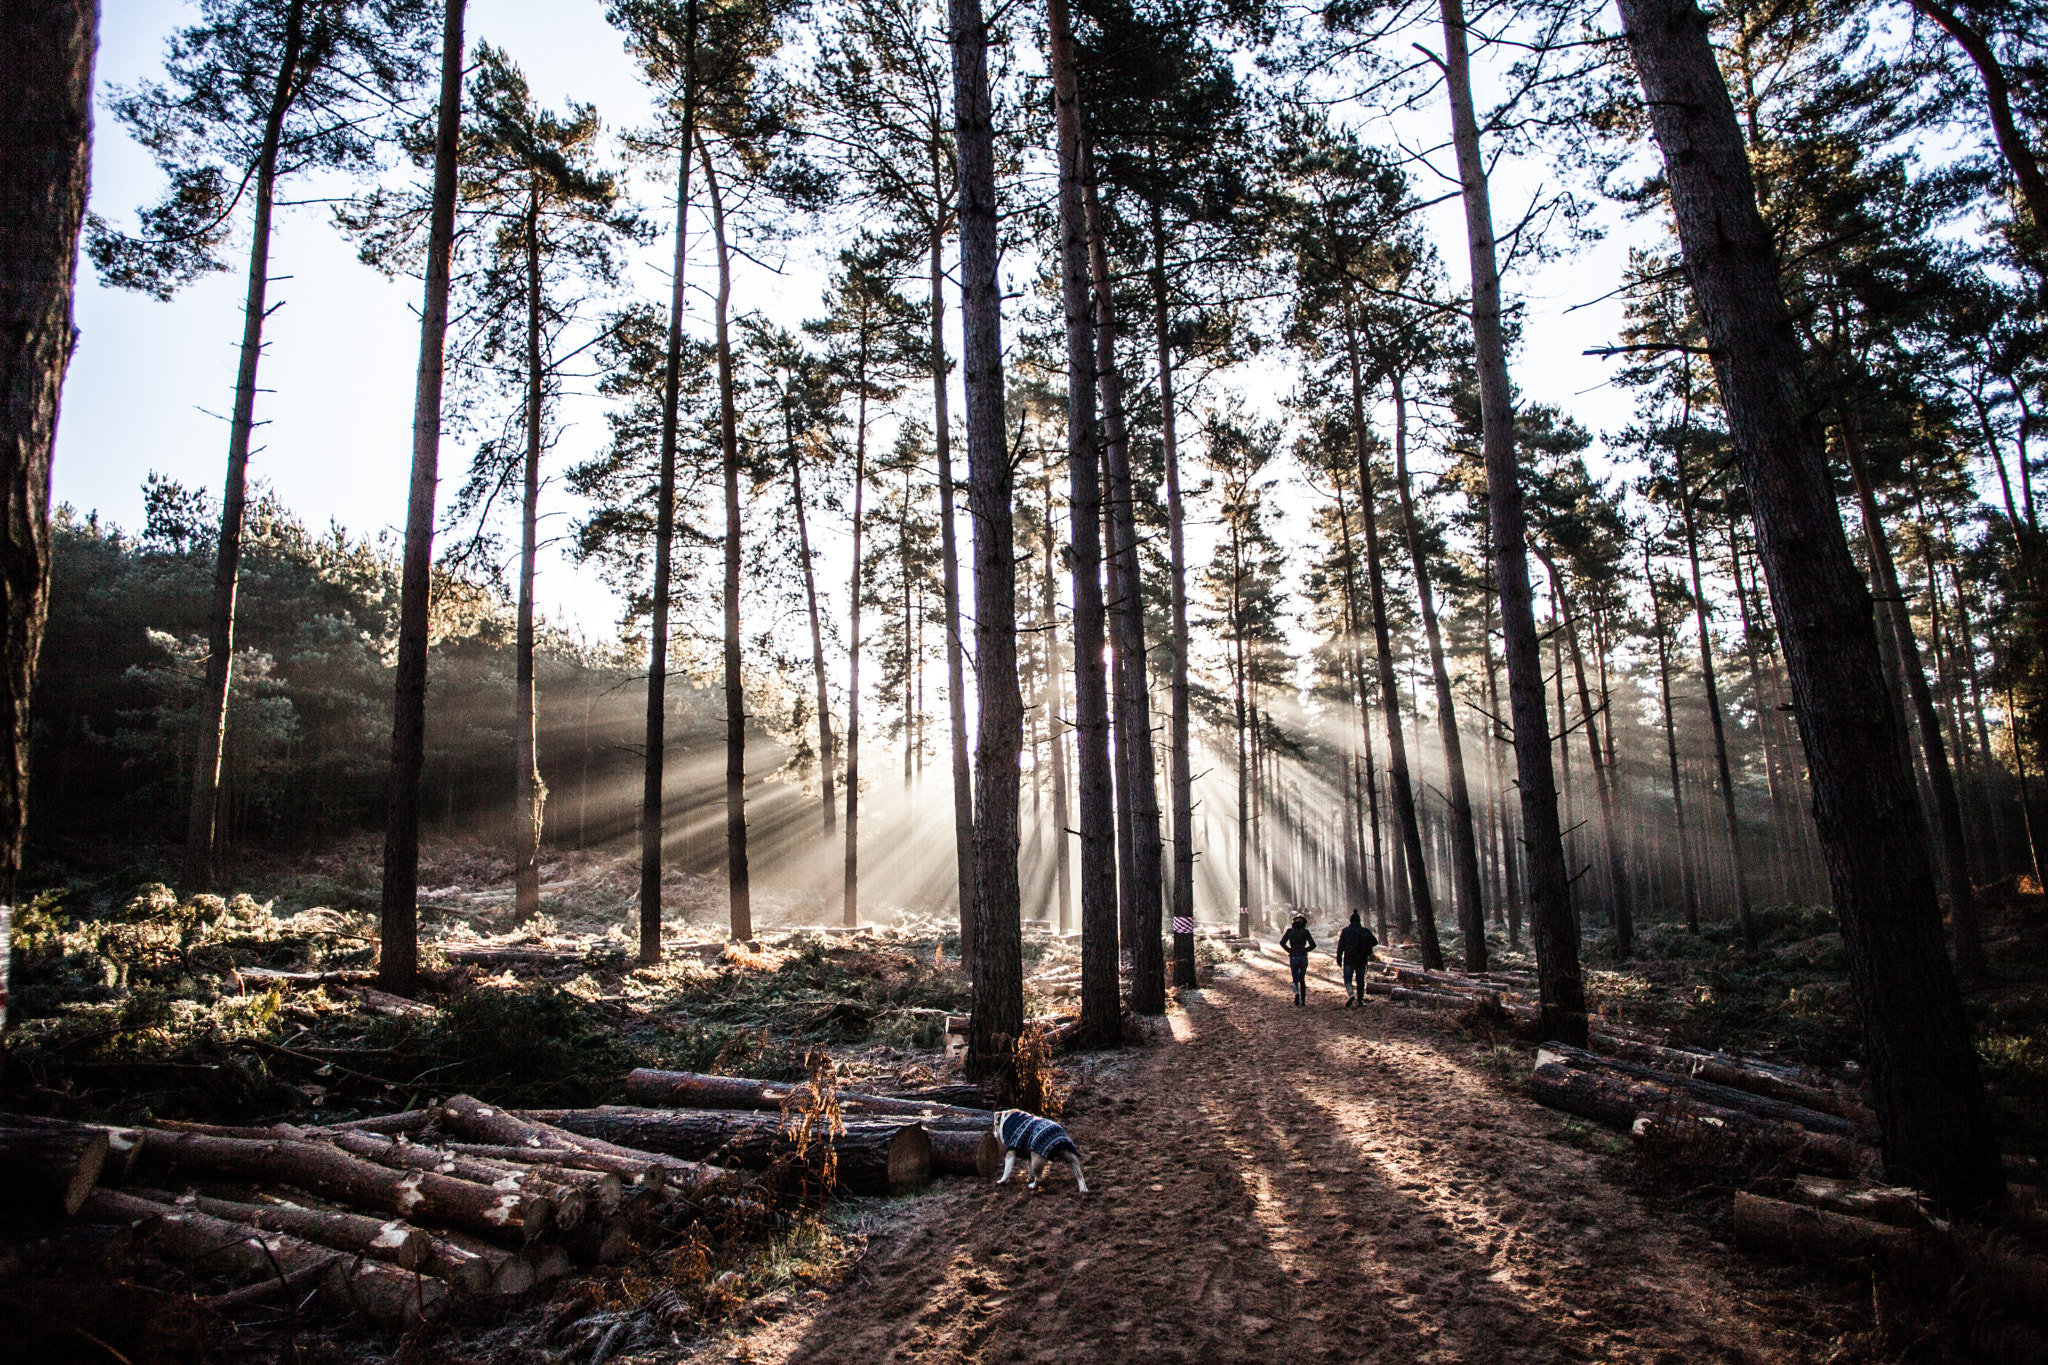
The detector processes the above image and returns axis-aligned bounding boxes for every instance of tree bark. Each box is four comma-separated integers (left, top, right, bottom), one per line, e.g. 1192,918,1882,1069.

844,344,870,925
379,0,465,997
640,0,696,965
1537,550,1633,957
537,1106,930,1195
1617,0,2005,1215
1149,204,1198,988
137,1130,556,1242
789,435,835,833
1646,540,1703,933
0,0,90,919
127,1188,433,1270
183,0,306,890
1342,304,1442,971
1044,504,1072,933
1045,0,1118,1051
698,136,751,941
1085,170,1165,1013
1437,0,1584,1042
1842,426,1987,981
513,188,548,920
1391,374,1488,969
929,1128,1002,1177
621,1069,991,1121
0,1112,106,1216
950,0,1023,1087
930,170,976,968
83,1189,446,1326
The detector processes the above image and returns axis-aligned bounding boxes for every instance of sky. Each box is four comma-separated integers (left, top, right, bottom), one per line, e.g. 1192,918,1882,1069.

59,0,1650,647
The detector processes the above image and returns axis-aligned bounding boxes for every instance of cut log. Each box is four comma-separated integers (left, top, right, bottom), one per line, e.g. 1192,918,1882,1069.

887,1084,991,1109
82,1189,447,1326
1629,1108,1879,1177
128,1188,432,1270
621,1069,992,1122
1390,986,1482,1011
438,1093,555,1148
929,1129,1003,1179
421,1227,530,1295
1588,1035,1869,1124
536,1106,930,1196
446,1142,663,1194
1538,1045,1872,1141
440,947,585,969
136,1129,555,1243
1395,968,1506,997
323,1130,588,1229
320,1110,438,1136
1733,1190,1919,1260
95,1124,148,1185
0,1113,110,1216
563,1216,633,1266
511,1114,737,1198
1791,1176,1936,1227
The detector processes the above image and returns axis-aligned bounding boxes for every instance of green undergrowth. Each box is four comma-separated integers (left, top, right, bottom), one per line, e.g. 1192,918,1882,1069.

2,883,973,1126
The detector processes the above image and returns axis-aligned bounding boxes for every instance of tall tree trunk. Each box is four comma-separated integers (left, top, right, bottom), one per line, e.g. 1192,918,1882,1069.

843,371,870,926
1842,425,1986,981
697,137,750,942
1104,454,1138,956
1670,406,1756,956
0,0,92,1021
1618,0,2004,1213
1086,174,1164,1011
1043,504,1072,933
1646,538,1702,932
928,164,976,972
183,0,307,890
640,0,696,967
513,189,547,920
1046,0,1117,1045
951,0,1022,1086
379,0,465,998
1148,205,1197,987
1342,305,1442,970
1233,554,1250,926
788,443,834,834
1390,373,1488,970
1438,0,1583,1040
1536,550,1632,958
1480,532,1521,945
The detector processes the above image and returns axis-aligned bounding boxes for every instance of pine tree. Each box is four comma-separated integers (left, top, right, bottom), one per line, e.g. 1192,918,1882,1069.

91,0,436,890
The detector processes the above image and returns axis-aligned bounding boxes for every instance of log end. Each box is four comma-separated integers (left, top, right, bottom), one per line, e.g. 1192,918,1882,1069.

885,1125,933,1196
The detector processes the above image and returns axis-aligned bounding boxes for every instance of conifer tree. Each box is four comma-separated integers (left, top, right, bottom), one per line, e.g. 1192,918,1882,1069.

91,0,435,890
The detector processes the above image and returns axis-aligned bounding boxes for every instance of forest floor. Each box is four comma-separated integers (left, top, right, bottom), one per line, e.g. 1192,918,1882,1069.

718,950,1868,1365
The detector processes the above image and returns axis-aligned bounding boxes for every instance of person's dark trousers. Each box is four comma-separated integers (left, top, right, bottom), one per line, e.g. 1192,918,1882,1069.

1343,961,1365,1002
1289,954,1309,1004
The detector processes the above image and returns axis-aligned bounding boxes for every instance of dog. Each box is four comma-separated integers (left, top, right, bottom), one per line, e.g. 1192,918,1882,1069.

992,1108,1089,1193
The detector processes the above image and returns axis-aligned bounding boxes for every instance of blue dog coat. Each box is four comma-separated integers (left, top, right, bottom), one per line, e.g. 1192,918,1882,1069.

998,1111,1078,1160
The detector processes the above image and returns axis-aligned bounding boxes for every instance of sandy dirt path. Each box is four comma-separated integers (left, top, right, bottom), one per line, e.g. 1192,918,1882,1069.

732,951,1840,1364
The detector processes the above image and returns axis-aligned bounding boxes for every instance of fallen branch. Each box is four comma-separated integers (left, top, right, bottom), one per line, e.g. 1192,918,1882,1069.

621,1069,992,1122
0,1113,110,1216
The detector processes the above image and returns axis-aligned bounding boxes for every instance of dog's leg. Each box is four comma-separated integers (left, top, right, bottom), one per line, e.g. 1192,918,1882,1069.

997,1150,1017,1185
1027,1153,1047,1189
1065,1153,1089,1194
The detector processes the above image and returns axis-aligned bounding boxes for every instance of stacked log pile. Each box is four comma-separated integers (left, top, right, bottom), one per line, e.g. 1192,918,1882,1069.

598,1068,1000,1183
4,1094,772,1327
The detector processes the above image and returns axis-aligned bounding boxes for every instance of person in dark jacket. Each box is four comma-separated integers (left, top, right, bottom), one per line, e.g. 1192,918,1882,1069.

1335,910,1378,1006
1278,913,1316,1006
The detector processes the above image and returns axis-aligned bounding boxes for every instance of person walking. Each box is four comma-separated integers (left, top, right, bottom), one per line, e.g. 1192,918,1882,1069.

1335,910,1378,1007
1279,913,1316,1007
